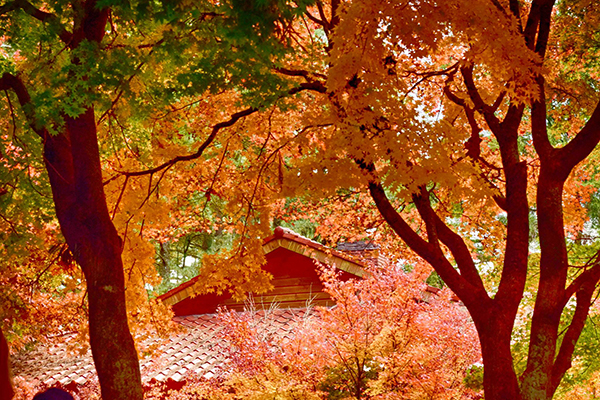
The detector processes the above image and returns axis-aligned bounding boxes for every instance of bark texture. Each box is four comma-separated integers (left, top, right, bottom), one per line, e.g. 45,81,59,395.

43,110,143,400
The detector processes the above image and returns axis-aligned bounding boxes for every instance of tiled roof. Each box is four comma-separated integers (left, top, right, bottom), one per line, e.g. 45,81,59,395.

12,308,309,389
336,241,380,252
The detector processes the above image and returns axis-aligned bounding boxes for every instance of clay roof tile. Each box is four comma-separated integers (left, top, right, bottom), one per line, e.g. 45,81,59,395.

13,308,314,391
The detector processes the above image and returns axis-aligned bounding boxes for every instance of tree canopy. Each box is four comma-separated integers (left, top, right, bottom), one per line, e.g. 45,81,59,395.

2,0,600,399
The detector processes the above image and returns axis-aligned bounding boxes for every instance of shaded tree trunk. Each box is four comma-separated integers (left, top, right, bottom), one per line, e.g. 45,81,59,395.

43,109,142,400
0,327,13,400
474,312,522,400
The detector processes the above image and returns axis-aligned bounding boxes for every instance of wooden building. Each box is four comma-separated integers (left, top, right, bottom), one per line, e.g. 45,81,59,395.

159,226,367,316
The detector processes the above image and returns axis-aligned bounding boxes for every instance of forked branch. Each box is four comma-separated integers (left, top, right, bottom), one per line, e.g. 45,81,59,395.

413,188,487,293
550,265,600,396
367,180,485,307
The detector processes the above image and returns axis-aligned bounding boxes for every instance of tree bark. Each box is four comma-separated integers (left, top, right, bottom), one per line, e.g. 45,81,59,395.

474,314,522,400
0,327,13,400
43,109,143,400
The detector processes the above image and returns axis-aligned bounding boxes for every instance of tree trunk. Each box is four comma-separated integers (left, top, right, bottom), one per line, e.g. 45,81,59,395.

0,327,13,400
473,313,522,400
158,242,172,279
43,109,143,400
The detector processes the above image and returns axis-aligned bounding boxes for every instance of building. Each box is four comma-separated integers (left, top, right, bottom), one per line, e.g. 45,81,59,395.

12,227,368,392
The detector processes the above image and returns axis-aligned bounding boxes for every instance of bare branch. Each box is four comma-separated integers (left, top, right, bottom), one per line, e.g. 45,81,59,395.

414,188,487,293
460,66,489,112
114,107,258,179
367,180,486,308
562,262,600,309
275,67,327,82
556,98,600,178
288,81,327,95
111,175,129,220
305,9,327,30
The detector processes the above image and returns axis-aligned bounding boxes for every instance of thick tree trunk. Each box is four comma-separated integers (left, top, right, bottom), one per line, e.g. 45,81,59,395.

521,159,570,399
475,316,522,400
0,327,13,400
43,109,143,400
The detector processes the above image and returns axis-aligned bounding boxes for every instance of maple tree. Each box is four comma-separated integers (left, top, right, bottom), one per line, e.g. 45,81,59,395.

0,0,316,398
143,265,480,400
243,0,600,399
1,0,600,399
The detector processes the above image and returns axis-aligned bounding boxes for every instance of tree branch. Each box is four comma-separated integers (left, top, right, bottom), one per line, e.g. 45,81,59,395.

533,0,555,58
113,106,258,179
305,9,327,31
550,266,600,396
412,186,443,250
562,263,600,310
0,73,46,139
288,81,327,95
275,67,327,82
508,0,523,33
556,99,600,178
0,0,72,43
107,83,327,182
523,0,543,50
444,83,508,211
367,180,484,307
460,66,502,133
414,188,487,293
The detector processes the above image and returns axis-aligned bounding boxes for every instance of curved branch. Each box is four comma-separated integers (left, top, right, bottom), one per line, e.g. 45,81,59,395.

108,83,328,182
0,0,72,43
288,81,327,95
562,263,600,310
556,99,600,178
414,188,487,293
0,72,46,138
305,9,327,31
412,186,443,250
367,181,485,307
460,66,491,113
114,106,258,179
275,67,327,82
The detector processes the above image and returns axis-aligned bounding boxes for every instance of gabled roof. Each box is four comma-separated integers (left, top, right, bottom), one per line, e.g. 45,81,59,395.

159,227,365,307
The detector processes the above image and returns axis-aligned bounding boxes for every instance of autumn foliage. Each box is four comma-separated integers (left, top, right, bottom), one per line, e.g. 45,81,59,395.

143,265,480,400
2,0,600,399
